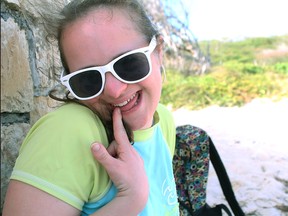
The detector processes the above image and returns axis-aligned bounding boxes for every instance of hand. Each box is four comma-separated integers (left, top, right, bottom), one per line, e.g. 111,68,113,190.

91,108,149,214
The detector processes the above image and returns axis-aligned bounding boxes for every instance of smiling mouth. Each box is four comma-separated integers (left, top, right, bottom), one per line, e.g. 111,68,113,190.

113,93,137,107
113,92,140,112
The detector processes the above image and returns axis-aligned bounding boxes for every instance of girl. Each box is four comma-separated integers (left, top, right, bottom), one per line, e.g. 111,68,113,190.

3,0,179,215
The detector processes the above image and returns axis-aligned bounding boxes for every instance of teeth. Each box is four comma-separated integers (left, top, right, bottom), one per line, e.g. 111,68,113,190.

113,93,137,107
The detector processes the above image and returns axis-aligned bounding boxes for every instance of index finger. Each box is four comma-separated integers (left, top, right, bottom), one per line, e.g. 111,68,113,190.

113,108,130,145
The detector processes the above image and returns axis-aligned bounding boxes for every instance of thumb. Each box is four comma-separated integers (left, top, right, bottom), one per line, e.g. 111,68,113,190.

91,143,115,168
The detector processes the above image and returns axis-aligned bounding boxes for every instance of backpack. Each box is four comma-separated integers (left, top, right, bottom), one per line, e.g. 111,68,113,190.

173,125,245,216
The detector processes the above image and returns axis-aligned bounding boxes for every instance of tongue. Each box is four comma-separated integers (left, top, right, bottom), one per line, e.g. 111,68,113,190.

119,93,139,112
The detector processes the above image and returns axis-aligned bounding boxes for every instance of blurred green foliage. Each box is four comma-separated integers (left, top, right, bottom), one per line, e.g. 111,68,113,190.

274,62,288,74
161,35,288,110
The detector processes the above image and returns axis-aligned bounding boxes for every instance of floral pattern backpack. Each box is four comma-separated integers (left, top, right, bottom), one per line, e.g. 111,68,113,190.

173,125,245,216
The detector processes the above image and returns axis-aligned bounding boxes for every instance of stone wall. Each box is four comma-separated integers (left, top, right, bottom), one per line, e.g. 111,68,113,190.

1,1,62,212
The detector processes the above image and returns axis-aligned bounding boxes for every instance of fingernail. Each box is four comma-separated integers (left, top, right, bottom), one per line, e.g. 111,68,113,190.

91,143,100,152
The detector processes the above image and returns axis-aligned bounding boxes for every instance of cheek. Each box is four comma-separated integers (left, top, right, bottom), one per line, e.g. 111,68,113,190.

153,72,162,92
142,66,162,103
149,62,162,91
150,52,163,85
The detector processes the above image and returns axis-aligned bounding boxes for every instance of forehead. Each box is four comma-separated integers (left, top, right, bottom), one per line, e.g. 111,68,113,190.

61,7,144,48
60,7,147,71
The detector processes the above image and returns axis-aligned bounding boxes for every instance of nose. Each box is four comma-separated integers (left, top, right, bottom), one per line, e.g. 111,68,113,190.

103,72,127,98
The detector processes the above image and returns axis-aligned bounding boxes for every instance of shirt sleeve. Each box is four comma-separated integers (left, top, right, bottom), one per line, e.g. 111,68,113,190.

11,103,111,210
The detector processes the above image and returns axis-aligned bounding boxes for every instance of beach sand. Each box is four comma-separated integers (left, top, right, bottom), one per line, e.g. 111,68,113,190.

173,98,288,216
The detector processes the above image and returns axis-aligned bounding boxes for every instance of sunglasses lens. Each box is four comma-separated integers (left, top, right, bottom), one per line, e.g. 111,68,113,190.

69,70,102,98
66,52,150,99
114,53,150,81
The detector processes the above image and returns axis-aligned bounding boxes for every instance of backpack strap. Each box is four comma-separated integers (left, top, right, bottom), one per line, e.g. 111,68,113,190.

209,138,245,216
194,204,232,216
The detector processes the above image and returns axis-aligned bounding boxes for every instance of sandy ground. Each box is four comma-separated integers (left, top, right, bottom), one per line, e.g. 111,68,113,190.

172,98,288,216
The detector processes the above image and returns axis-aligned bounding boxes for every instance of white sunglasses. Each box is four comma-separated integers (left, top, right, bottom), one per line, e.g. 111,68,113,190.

60,36,157,100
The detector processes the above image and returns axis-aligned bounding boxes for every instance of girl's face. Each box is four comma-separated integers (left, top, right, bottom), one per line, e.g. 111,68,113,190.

61,8,163,130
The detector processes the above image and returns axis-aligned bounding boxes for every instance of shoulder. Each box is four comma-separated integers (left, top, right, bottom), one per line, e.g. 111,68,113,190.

22,102,109,153
157,103,175,129
33,103,105,139
157,103,174,124
46,102,97,122
21,101,108,151
156,103,176,156
13,102,110,207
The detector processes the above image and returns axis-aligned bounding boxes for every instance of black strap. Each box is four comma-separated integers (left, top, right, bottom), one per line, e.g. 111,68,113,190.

209,137,245,216
216,204,233,216
192,204,232,216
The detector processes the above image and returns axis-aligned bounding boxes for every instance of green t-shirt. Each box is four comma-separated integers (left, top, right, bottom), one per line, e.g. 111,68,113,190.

11,102,176,211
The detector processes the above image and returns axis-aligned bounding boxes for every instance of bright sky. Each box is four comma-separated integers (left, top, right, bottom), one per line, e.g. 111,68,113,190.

169,0,288,41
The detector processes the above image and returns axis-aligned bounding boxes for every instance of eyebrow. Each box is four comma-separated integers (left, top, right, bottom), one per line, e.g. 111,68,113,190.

77,56,120,71
76,39,150,71
77,48,136,71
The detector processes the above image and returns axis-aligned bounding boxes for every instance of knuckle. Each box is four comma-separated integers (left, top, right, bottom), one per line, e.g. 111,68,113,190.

99,152,109,161
96,149,110,163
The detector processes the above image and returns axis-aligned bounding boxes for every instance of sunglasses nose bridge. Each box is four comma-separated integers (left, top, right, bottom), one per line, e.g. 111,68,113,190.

101,64,113,76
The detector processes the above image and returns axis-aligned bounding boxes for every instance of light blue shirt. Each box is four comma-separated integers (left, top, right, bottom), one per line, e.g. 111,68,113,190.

82,124,179,215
